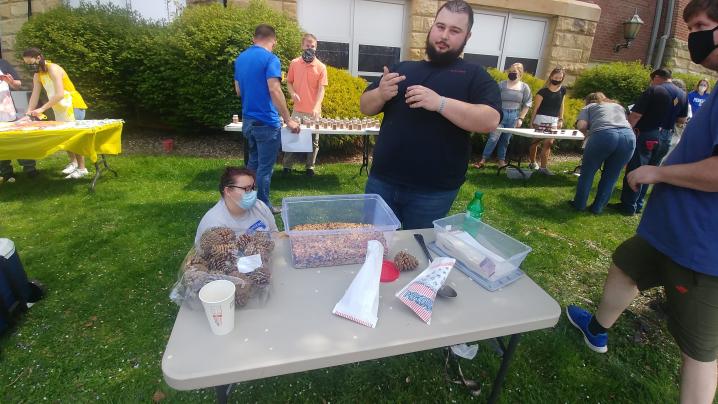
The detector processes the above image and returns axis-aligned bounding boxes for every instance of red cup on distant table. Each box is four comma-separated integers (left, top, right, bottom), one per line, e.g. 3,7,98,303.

162,138,174,153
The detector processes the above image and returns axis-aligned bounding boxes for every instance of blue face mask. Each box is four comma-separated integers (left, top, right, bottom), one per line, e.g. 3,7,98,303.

238,190,257,210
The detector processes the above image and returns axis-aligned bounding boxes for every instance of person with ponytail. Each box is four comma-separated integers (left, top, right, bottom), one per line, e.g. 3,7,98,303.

22,48,89,179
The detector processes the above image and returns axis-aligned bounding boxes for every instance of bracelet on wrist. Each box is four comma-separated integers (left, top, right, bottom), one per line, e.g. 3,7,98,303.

438,96,447,114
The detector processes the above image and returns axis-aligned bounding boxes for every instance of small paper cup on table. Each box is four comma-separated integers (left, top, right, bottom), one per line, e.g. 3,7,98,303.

198,280,236,336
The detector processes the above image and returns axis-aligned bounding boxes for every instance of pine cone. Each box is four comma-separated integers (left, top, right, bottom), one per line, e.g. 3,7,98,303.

236,233,252,251
246,266,271,286
198,227,237,258
207,247,237,274
394,250,419,272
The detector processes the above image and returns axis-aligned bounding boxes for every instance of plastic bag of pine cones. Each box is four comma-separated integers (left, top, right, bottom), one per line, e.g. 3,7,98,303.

169,228,276,309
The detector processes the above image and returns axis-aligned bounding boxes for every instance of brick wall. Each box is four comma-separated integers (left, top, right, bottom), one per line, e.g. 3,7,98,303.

672,0,690,41
580,0,660,63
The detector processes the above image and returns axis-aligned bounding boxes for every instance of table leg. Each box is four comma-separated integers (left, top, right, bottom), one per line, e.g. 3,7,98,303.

487,333,521,404
359,135,370,175
500,137,530,179
89,154,118,192
215,383,233,404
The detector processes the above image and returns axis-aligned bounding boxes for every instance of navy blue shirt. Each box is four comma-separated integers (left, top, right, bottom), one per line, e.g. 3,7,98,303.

632,85,672,132
234,45,282,127
660,82,688,128
637,89,718,276
366,59,502,191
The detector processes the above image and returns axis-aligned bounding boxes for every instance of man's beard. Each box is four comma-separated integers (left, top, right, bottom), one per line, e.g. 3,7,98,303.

425,34,467,66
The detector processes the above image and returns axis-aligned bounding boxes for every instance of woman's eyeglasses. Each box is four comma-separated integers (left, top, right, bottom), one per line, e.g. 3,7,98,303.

226,184,255,192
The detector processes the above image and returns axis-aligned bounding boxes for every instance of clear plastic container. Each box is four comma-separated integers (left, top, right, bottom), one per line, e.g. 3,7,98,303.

282,194,401,268
432,214,532,273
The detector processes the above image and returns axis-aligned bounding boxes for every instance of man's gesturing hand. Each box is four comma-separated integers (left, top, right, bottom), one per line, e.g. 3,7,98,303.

405,85,441,111
378,66,406,102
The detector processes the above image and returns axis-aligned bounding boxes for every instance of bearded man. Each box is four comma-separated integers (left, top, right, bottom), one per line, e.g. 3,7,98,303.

360,0,501,229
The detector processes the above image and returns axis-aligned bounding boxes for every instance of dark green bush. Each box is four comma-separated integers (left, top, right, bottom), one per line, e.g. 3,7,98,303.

572,61,651,106
15,4,159,119
135,1,302,129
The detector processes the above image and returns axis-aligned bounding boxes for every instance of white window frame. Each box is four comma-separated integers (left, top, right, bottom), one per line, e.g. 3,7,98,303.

297,0,407,78
466,9,549,75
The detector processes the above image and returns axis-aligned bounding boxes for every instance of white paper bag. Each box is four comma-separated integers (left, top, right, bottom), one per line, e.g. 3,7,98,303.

332,240,383,328
281,127,313,152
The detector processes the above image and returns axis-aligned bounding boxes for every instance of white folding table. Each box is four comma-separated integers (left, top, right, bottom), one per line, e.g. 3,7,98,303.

162,229,560,403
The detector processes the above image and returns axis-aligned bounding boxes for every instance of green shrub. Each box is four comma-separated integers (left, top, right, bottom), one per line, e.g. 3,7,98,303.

572,61,651,106
672,71,715,93
15,4,159,119
135,1,302,130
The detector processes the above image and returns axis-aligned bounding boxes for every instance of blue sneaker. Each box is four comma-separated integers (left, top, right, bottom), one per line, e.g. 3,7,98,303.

566,305,608,353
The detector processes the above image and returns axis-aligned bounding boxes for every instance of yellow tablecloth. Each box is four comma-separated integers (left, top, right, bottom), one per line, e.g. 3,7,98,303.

0,120,123,163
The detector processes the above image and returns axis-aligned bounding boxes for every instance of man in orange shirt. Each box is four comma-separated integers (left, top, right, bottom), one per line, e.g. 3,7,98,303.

283,33,328,177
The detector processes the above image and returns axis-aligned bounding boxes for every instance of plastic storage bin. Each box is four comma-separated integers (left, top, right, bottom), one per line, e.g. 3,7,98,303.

282,194,401,268
432,214,532,274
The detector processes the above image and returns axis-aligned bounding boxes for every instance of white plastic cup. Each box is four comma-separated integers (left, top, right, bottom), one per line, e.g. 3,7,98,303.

198,280,236,336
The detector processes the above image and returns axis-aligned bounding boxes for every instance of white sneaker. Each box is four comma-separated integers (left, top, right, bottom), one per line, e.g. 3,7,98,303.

65,168,89,179
62,163,78,174
538,167,555,176
528,162,539,170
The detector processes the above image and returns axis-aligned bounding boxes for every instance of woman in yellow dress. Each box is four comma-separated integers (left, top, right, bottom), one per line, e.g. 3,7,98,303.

22,48,89,179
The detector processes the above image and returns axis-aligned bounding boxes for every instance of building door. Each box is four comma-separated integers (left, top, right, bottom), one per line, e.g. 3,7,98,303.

298,0,406,82
463,10,548,75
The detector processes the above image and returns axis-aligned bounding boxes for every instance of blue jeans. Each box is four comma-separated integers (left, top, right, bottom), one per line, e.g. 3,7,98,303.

243,117,281,209
482,108,519,161
619,129,660,214
573,127,635,213
635,128,673,211
365,176,459,230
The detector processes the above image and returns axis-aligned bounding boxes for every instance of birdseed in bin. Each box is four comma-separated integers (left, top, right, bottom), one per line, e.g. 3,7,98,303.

433,214,531,279
281,194,401,268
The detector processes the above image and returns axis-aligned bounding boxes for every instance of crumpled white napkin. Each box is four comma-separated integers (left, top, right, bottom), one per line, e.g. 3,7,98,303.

332,240,383,328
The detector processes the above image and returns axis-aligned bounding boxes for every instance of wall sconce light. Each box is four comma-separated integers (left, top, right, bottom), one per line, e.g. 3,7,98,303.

614,10,644,52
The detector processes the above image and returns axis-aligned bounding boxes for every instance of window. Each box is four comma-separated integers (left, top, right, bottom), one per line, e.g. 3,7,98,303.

298,0,406,79
463,10,548,75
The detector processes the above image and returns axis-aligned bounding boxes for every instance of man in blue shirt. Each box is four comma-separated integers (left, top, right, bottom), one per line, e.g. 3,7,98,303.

567,2,718,401
234,24,299,214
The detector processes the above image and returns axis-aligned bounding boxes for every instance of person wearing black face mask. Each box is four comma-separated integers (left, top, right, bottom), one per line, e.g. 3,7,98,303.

283,33,328,177
566,2,718,402
529,67,566,175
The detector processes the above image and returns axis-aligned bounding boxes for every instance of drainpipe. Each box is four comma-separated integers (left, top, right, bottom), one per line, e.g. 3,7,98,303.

654,0,675,68
645,0,663,67
28,0,32,17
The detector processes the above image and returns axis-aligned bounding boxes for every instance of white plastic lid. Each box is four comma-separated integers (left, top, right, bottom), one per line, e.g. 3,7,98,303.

0,238,15,258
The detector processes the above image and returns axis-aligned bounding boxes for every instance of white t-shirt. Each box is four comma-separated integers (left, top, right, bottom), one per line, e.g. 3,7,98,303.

194,198,278,246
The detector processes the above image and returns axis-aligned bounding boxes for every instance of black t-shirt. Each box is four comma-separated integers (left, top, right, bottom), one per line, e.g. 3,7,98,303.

0,59,20,80
365,59,501,191
632,85,672,131
535,87,566,117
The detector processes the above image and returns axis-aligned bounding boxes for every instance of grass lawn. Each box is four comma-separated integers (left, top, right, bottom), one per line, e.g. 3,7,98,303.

0,151,680,403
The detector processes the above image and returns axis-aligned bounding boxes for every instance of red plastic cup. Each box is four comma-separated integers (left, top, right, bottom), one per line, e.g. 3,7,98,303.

162,138,174,153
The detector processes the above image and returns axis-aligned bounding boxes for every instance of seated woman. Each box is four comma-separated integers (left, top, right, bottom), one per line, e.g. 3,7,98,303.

194,166,278,247
570,92,635,214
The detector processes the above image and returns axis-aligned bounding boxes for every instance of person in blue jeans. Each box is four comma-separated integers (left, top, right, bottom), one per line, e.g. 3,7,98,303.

570,93,635,214
633,71,688,213
473,62,532,169
359,1,502,229
609,69,673,215
233,24,299,214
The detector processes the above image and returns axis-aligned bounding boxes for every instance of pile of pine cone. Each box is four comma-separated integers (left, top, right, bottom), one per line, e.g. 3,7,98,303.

182,227,275,307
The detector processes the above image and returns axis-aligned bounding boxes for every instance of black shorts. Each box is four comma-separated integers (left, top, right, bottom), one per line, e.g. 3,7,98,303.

613,235,718,362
